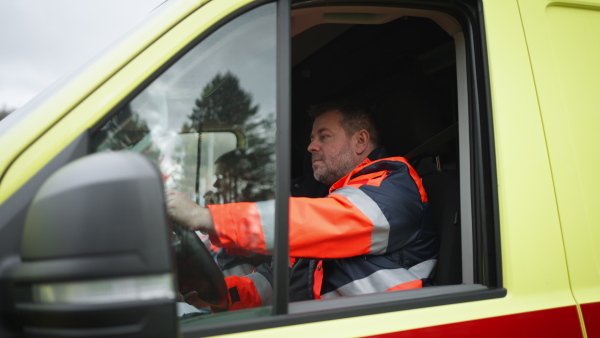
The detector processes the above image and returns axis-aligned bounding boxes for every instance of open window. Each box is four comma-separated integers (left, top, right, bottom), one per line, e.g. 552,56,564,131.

290,5,468,290
286,1,499,317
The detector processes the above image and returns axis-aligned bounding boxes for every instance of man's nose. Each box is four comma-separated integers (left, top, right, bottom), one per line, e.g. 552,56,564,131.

307,139,319,153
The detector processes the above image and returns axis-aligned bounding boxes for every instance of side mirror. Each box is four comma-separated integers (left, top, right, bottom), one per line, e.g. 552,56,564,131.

8,152,177,338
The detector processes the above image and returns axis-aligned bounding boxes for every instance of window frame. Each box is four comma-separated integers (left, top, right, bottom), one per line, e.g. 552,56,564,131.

273,0,291,316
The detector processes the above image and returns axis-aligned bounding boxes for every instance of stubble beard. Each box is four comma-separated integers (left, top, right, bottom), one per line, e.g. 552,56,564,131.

313,146,357,186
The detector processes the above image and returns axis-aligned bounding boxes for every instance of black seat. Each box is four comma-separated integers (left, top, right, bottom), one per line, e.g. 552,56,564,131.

374,82,462,286
422,168,462,285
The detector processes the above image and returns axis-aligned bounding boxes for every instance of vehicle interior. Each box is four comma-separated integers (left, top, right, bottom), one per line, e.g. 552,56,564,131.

289,5,466,291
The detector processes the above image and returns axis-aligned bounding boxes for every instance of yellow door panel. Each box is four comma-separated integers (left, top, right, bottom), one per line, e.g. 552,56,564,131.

484,0,572,302
519,0,600,318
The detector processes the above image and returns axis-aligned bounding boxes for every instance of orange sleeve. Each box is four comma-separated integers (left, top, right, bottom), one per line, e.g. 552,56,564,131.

208,202,268,255
207,193,379,258
288,194,374,258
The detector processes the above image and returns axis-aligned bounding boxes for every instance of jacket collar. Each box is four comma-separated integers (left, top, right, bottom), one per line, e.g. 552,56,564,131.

367,147,388,161
329,147,388,192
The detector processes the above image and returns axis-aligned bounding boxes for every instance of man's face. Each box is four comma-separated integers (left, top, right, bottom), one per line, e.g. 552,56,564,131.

308,110,359,186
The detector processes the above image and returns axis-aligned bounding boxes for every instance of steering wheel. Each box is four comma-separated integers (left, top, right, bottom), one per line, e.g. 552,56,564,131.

171,222,229,311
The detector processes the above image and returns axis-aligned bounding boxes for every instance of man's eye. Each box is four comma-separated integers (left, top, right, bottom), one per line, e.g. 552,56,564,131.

320,135,330,141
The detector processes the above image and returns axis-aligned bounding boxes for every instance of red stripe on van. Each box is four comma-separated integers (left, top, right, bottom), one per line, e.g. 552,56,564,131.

582,301,600,337
364,305,583,338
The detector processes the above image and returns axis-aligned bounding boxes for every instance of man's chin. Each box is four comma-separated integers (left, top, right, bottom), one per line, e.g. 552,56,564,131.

314,173,334,186
313,171,325,183
312,164,323,174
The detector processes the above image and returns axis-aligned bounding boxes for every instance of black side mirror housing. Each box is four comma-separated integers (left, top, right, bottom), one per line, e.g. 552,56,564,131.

8,152,177,338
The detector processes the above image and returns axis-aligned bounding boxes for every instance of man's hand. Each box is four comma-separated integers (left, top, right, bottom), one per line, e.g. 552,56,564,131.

165,189,215,233
178,291,211,308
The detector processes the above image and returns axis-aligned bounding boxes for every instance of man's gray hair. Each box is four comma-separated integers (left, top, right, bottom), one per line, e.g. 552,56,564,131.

308,100,380,147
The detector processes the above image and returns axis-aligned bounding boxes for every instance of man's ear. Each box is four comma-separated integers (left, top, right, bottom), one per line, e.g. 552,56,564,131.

354,130,370,155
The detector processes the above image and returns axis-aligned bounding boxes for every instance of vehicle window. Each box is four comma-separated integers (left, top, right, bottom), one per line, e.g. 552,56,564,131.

286,2,497,317
290,7,465,293
90,3,277,323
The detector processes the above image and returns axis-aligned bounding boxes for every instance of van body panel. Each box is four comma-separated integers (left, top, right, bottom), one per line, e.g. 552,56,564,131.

484,0,572,300
518,1,600,334
519,0,600,301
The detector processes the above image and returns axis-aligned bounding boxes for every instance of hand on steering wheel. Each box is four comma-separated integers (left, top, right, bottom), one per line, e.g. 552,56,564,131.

171,222,229,312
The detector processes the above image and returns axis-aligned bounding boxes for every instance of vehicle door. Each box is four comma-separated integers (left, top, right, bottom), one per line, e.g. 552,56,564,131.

518,0,600,336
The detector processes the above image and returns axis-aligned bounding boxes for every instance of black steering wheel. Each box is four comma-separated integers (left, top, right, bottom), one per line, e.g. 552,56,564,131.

171,222,229,311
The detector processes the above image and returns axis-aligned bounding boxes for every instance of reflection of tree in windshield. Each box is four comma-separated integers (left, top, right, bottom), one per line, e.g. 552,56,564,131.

90,71,275,204
187,71,275,203
91,104,149,151
189,71,258,127
189,72,275,278
205,149,274,204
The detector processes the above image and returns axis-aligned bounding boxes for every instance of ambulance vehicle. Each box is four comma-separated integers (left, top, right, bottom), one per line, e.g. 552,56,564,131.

0,0,599,337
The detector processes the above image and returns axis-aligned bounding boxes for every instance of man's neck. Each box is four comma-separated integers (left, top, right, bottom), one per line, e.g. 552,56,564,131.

366,147,387,161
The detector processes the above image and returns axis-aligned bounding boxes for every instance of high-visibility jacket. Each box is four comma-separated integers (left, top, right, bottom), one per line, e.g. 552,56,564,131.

208,148,438,310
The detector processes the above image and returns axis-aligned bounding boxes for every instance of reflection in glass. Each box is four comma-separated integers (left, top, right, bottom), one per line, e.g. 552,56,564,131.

90,3,277,322
91,5,276,205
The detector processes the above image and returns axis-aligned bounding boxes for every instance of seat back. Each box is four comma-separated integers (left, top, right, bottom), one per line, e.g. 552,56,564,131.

422,168,462,285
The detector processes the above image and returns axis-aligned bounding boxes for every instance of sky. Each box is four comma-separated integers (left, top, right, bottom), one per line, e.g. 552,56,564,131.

0,0,165,111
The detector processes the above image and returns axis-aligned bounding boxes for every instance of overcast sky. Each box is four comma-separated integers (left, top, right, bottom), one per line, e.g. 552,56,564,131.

0,0,165,111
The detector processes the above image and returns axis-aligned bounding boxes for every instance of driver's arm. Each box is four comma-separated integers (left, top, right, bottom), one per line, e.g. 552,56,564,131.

165,189,216,234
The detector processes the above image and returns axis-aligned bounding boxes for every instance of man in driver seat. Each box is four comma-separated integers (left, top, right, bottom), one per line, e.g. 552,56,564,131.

166,100,438,311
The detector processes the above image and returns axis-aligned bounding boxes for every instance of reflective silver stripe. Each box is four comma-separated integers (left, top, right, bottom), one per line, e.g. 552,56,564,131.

246,272,273,306
408,259,437,279
222,263,256,278
320,259,437,299
255,200,275,254
333,186,390,254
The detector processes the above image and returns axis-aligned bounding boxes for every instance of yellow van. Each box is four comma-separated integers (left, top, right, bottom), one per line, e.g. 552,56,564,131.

0,0,599,337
